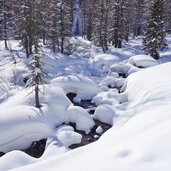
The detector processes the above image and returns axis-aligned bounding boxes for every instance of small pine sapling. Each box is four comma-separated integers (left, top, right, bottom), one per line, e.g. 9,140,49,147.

26,54,46,108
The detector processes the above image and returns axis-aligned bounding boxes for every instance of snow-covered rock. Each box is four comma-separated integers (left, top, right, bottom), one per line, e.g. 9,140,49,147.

99,76,117,87
67,106,95,133
93,104,116,125
51,75,98,100
96,126,103,134
56,131,82,147
55,125,82,147
92,89,125,106
110,63,132,75
90,54,120,72
128,54,158,68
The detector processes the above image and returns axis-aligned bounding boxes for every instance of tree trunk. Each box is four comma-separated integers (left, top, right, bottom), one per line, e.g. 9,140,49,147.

35,84,40,108
61,37,64,53
3,0,8,49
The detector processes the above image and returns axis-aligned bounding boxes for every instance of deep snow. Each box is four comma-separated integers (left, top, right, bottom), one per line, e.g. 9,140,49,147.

0,35,171,171
9,61,171,171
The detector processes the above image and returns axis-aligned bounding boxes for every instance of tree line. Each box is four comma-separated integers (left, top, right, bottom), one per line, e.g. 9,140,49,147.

0,0,170,57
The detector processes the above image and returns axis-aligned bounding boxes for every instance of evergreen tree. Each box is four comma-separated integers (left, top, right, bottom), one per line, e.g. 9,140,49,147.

26,40,46,108
93,0,110,52
14,0,41,57
81,0,97,41
0,1,3,39
131,0,145,37
48,0,72,53
109,0,128,48
0,0,9,49
143,0,167,59
165,0,171,33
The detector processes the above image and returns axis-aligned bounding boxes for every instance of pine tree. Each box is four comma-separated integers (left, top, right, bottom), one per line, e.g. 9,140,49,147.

131,0,145,37
0,0,9,49
81,0,96,41
48,0,72,53
14,0,41,57
109,0,127,48
26,40,46,108
0,1,2,39
93,0,110,52
143,0,167,59
165,0,171,33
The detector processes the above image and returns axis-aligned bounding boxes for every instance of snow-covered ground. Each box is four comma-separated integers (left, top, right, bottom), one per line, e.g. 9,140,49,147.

0,35,171,171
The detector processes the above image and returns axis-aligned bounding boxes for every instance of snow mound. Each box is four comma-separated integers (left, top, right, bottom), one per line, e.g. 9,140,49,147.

0,150,35,171
110,63,132,75
128,54,158,68
0,83,94,153
68,106,95,133
55,125,82,147
56,125,74,133
92,89,126,106
51,75,98,100
56,131,82,147
99,76,117,87
93,104,116,125
99,76,126,90
91,89,120,106
90,54,120,72
96,126,103,134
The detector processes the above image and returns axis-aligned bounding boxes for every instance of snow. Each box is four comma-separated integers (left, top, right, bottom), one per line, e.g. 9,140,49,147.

92,104,116,125
1,36,171,171
51,75,98,100
11,61,171,171
110,63,132,74
56,131,82,147
95,126,103,134
128,54,159,68
92,90,118,106
92,89,126,106
67,105,95,133
90,54,120,72
0,83,94,153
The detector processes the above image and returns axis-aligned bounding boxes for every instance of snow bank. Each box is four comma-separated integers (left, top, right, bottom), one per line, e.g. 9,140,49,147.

51,75,98,100
0,136,68,171
0,83,94,153
0,150,36,171
128,54,158,68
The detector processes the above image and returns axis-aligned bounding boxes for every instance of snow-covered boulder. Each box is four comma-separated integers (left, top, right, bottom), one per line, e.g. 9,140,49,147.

93,104,116,125
128,54,158,68
92,89,120,106
51,75,98,100
56,131,82,147
67,106,95,133
90,54,120,72
55,125,82,147
110,63,132,75
99,76,117,87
